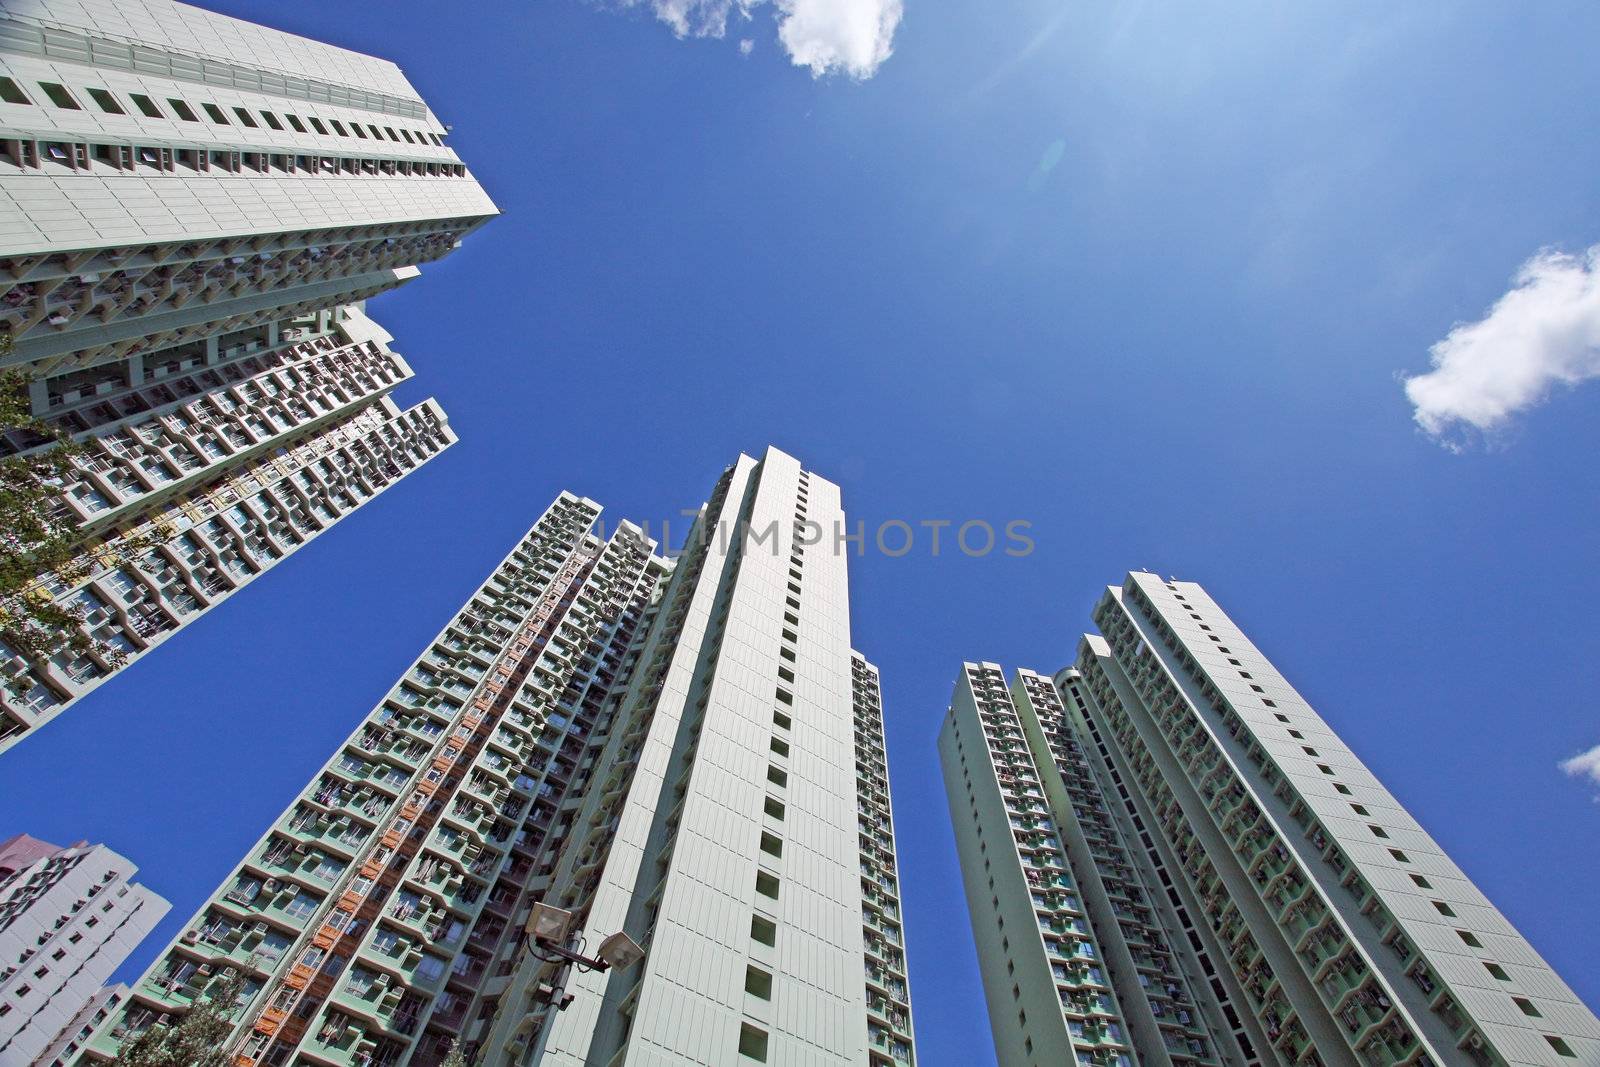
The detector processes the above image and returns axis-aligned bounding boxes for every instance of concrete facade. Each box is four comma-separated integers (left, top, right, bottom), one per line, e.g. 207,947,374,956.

0,0,496,751
80,448,914,1067
940,573,1600,1067
481,448,915,1067
0,836,168,1067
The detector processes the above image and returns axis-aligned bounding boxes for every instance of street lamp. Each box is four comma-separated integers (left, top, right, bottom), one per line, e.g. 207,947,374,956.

524,902,644,1011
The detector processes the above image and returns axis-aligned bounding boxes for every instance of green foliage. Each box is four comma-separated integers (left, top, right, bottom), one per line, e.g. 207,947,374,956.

111,968,249,1067
0,353,166,699
440,1039,473,1067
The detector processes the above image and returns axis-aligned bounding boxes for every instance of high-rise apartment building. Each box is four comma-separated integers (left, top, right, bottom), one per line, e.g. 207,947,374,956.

0,0,497,749
0,834,169,1067
81,447,915,1067
33,984,128,1067
940,659,1239,1067
940,573,1600,1067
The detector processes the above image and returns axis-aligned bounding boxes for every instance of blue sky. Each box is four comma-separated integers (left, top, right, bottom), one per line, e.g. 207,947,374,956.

6,0,1600,1061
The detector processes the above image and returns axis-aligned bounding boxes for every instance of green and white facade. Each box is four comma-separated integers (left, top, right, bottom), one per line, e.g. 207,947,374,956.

82,448,915,1067
479,447,915,1067
78,490,668,1067
940,662,1240,1067
0,0,497,749
941,573,1600,1067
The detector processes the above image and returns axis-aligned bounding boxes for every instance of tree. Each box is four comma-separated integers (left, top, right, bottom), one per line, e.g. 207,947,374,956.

111,967,250,1067
440,1039,474,1067
0,355,165,700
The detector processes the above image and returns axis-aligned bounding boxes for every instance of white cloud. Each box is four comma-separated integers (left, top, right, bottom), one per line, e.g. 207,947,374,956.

1404,244,1600,450
616,0,901,78
774,0,902,79
1561,743,1600,798
631,0,749,38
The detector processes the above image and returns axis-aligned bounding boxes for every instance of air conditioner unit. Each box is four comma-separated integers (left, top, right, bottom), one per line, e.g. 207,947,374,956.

182,929,199,943
263,879,280,893
198,963,213,975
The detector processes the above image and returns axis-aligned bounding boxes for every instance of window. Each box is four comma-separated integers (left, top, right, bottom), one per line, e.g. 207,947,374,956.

763,797,785,821
1317,764,1334,775
744,965,773,999
129,93,161,118
755,871,780,899
750,915,776,946
1388,849,1410,863
343,966,373,995
1484,962,1510,981
1513,997,1540,1017
1333,783,1352,795
415,954,445,982
760,832,783,858
257,931,291,962
1547,1037,1576,1058
1456,930,1482,948
86,87,124,114
232,106,258,127
738,1023,769,1062
773,711,791,731
330,119,348,136
260,110,283,130
283,892,319,920
39,82,80,109
1350,804,1368,815
769,737,789,757
285,114,307,133
0,76,30,104
766,766,787,787
168,98,199,121
308,116,329,135
1369,825,1389,839
1410,874,1432,889
201,102,229,124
